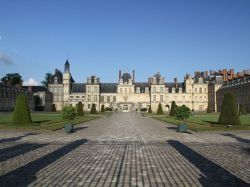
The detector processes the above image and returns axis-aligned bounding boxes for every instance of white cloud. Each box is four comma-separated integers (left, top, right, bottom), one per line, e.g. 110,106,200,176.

23,78,39,86
0,51,14,65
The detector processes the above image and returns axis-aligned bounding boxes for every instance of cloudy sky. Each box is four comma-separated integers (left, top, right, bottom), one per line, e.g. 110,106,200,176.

0,0,249,85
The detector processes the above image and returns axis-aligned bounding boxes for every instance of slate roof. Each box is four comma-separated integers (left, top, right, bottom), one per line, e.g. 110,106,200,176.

100,83,117,93
71,83,86,93
23,86,51,93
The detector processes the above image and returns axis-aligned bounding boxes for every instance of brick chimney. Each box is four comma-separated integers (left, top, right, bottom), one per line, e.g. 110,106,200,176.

223,69,227,82
174,77,178,88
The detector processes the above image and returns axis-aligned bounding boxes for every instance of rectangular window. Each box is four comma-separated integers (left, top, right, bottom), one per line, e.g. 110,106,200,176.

94,87,97,93
160,87,163,93
160,95,163,102
88,95,91,101
113,96,116,102
199,88,202,93
153,95,156,102
101,96,104,102
88,104,91,109
195,88,197,93
153,87,156,93
94,95,98,102
107,96,110,102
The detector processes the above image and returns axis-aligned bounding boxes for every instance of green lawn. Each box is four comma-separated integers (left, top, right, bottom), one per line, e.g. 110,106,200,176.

150,113,250,131
0,112,100,131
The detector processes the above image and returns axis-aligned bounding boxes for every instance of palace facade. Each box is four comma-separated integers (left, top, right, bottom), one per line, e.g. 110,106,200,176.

48,61,209,112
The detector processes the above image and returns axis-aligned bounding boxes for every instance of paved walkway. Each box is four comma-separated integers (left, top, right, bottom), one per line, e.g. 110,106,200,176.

0,112,249,186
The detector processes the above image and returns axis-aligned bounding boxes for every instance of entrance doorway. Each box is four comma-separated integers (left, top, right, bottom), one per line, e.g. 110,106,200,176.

123,105,129,112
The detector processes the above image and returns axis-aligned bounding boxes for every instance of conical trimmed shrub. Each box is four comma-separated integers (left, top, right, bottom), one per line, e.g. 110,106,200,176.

101,104,105,112
90,103,97,114
218,92,241,125
169,101,177,117
77,101,84,116
148,105,152,113
239,104,247,116
157,103,163,115
12,94,32,124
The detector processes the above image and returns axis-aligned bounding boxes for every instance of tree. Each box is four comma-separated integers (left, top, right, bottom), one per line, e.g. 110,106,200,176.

101,104,105,112
218,92,241,125
51,104,56,112
90,103,97,114
157,103,164,115
141,108,147,112
41,73,52,88
175,105,191,120
239,104,247,116
169,101,177,117
1,73,23,86
77,101,84,116
207,104,211,113
12,94,32,124
62,106,77,123
148,105,152,113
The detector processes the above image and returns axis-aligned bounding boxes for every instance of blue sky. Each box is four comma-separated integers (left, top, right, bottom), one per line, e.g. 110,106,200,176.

0,0,249,85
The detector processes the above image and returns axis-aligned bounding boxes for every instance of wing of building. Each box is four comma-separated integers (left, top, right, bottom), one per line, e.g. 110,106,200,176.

48,60,212,112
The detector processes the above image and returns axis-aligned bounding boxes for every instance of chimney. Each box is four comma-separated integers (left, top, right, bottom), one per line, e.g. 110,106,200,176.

223,69,227,82
174,77,178,88
119,70,121,79
205,71,208,78
28,86,32,93
132,70,135,83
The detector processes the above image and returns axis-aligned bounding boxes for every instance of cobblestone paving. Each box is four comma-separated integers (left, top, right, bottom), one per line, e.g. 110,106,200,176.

0,112,249,186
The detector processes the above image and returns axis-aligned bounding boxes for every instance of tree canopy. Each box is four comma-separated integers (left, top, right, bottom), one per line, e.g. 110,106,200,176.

1,73,23,86
41,73,53,88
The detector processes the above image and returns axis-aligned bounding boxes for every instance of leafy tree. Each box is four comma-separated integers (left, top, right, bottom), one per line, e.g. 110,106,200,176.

157,103,164,115
175,105,191,120
218,92,241,125
41,73,53,88
77,101,84,116
12,94,32,124
62,106,77,123
1,73,23,86
169,101,177,117
90,103,97,114
148,105,152,113
239,104,247,116
51,104,56,112
101,104,105,112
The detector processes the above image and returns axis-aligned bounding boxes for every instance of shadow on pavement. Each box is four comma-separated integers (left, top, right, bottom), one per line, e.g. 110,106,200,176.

0,143,47,162
0,139,88,187
0,133,39,144
222,133,250,144
167,140,249,187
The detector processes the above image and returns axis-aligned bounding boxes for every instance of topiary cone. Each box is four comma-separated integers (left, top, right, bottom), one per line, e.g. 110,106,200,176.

12,94,32,124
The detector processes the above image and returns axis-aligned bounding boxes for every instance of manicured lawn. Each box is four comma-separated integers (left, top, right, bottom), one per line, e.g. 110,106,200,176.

150,113,250,131
0,112,100,131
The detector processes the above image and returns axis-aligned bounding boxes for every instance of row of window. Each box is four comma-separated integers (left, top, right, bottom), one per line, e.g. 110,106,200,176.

152,95,207,102
100,96,116,102
87,86,98,93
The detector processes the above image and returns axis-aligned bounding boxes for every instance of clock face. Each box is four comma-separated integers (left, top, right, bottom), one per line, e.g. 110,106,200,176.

123,95,128,102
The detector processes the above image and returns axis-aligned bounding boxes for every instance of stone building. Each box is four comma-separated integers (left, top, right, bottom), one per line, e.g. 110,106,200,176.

48,60,210,112
216,76,250,113
0,83,23,111
23,86,53,112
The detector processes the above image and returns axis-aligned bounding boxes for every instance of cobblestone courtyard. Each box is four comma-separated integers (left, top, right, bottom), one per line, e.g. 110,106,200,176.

0,113,249,186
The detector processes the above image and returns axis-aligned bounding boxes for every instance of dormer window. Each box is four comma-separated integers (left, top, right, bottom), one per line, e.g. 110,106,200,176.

54,77,58,84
